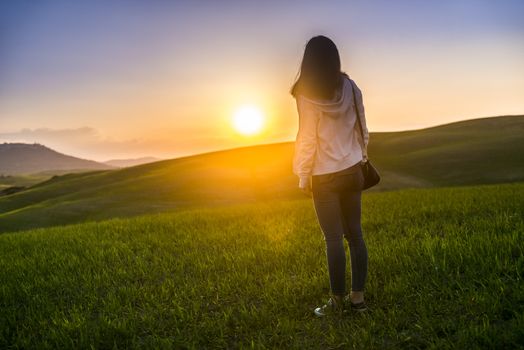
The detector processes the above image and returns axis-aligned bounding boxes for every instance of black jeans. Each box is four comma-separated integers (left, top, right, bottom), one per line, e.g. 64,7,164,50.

312,162,368,295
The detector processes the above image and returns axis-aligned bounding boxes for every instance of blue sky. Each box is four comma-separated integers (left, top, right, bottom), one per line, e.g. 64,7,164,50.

1,0,523,160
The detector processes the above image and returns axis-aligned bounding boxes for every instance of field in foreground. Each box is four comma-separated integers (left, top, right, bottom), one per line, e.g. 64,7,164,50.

1,183,523,348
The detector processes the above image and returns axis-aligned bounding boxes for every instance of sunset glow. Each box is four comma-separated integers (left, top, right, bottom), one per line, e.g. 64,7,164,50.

1,1,522,161
232,106,265,136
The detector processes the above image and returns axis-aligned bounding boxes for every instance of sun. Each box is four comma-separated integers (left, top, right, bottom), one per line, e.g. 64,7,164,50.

232,105,264,136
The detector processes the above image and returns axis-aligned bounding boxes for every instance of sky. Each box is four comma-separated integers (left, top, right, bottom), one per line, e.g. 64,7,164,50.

1,0,523,161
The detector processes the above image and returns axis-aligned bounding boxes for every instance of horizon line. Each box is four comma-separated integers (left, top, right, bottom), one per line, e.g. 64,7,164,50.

2,114,522,164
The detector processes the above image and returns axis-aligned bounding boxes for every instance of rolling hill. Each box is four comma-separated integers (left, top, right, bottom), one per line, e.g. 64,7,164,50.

0,115,523,233
104,156,161,168
0,143,113,175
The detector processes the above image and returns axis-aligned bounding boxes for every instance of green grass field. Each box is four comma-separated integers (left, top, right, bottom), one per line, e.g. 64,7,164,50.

1,183,523,348
0,173,51,190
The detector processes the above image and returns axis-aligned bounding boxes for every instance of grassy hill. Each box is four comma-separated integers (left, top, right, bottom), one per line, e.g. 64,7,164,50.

0,173,51,191
0,183,522,348
104,156,161,168
370,115,524,186
0,115,523,233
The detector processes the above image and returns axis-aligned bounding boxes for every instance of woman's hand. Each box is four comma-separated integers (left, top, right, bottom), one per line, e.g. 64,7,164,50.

299,176,312,197
300,184,312,197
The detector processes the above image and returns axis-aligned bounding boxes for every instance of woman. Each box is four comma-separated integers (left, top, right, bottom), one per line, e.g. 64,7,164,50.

292,35,369,317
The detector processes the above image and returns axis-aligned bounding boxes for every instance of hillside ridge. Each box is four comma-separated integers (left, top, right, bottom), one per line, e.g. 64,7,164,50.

0,115,523,233
0,143,113,175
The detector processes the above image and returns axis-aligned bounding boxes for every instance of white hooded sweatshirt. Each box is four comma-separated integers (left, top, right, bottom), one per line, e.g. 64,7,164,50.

293,76,369,188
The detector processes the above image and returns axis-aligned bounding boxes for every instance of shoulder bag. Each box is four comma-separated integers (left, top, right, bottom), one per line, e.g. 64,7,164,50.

351,81,380,190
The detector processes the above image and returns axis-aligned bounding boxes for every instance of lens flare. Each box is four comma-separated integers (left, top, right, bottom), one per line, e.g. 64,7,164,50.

232,105,264,135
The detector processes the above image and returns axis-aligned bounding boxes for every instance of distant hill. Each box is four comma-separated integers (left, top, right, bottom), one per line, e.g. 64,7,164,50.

0,143,114,175
104,157,161,168
0,115,523,233
369,115,524,188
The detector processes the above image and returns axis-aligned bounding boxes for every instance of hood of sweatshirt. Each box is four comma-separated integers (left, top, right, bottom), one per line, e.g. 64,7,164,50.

300,76,353,119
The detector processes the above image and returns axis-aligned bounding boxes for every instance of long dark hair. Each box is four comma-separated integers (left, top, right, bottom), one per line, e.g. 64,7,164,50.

291,35,344,100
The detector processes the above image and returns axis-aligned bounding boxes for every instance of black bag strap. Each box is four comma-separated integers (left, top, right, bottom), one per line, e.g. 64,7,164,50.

350,80,368,160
